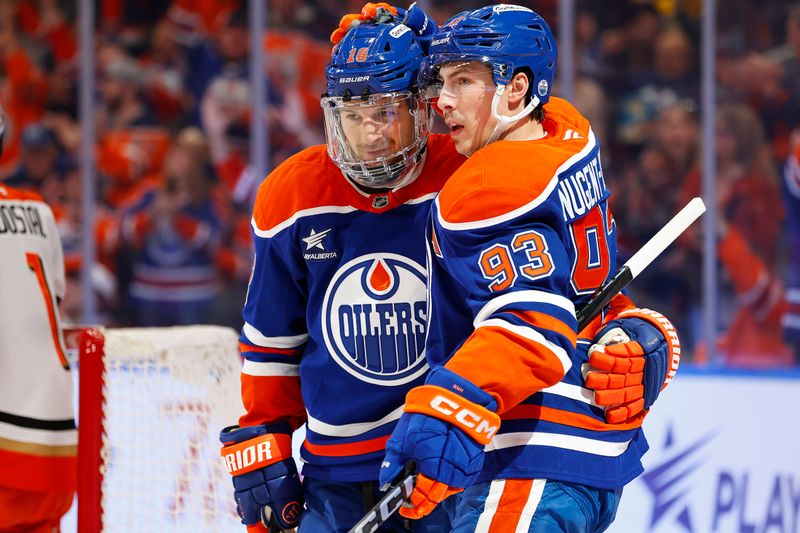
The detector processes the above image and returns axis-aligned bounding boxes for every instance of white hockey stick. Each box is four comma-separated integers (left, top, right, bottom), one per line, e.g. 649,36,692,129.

349,197,707,533
575,196,706,329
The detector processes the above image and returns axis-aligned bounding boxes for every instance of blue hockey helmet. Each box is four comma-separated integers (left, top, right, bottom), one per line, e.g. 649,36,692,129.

322,21,432,189
325,18,426,98
424,5,557,105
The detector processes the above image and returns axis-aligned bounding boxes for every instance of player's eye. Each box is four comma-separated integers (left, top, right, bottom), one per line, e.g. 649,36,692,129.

371,109,390,122
343,113,361,123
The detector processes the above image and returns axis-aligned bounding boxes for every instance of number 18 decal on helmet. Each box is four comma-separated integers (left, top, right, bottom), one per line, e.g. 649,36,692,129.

322,21,433,190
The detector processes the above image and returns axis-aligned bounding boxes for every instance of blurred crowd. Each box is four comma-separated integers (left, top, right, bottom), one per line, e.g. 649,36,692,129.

0,0,797,365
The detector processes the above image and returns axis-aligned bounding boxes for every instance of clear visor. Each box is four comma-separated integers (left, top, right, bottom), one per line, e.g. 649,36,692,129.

321,92,431,189
418,57,498,102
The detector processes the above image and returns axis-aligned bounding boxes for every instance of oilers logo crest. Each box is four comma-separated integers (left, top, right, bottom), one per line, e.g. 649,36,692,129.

321,253,428,386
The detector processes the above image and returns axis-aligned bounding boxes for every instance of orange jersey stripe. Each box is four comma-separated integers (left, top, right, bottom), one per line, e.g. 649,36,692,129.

507,310,577,347
502,404,645,431
446,325,567,414
239,342,300,357
239,375,305,431
0,186,44,202
0,449,76,492
302,434,390,457
488,479,535,533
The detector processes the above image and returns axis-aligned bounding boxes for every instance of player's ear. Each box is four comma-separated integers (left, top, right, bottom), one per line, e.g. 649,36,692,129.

506,71,530,108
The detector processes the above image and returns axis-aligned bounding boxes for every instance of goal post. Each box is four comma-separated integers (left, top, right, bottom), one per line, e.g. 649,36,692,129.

70,326,246,532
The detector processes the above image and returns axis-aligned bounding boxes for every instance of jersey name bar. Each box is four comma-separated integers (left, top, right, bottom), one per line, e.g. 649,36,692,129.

557,152,608,223
0,203,47,238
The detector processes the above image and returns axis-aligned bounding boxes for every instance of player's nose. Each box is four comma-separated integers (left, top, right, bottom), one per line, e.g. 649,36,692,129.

437,90,456,113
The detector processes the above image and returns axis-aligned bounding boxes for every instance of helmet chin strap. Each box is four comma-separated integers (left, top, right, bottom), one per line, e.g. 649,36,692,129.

484,84,539,146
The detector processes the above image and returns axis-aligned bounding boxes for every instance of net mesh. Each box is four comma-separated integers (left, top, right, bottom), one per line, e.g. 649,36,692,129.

93,326,244,531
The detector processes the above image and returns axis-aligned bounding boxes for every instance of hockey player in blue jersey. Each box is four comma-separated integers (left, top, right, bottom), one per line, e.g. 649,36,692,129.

218,8,464,533
377,5,683,532
219,4,681,532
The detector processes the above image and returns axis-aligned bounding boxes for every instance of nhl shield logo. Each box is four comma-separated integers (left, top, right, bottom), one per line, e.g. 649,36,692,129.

321,253,428,385
372,195,390,209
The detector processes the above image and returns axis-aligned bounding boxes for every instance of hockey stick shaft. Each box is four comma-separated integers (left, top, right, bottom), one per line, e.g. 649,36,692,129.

349,467,416,533
350,197,706,533
576,197,705,329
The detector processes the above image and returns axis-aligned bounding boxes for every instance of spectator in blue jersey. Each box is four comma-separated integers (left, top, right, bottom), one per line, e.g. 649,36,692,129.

3,123,69,206
218,5,683,533
783,137,800,360
377,6,683,532
119,127,223,326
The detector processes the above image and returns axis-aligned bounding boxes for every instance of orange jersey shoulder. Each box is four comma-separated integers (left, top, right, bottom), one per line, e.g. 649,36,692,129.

253,136,466,234
0,184,44,203
414,133,467,195
252,145,347,233
437,97,594,224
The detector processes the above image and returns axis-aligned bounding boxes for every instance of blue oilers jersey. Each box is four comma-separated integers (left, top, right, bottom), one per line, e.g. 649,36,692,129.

239,134,465,482
426,98,649,489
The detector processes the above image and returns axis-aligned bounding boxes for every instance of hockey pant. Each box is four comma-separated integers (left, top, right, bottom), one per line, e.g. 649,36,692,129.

448,478,622,533
299,476,451,532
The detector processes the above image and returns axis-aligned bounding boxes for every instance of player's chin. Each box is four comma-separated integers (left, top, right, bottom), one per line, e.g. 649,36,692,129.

453,139,476,157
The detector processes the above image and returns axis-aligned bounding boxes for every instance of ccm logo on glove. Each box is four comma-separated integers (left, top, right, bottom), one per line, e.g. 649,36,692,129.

220,433,292,476
405,386,500,445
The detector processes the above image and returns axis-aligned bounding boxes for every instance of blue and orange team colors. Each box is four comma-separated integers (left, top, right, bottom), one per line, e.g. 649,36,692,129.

427,97,653,489
237,133,465,482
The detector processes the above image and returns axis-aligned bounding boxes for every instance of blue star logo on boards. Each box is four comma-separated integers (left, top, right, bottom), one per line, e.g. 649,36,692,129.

642,424,716,532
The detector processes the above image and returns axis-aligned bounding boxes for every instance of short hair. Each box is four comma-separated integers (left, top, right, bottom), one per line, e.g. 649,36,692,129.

515,66,546,123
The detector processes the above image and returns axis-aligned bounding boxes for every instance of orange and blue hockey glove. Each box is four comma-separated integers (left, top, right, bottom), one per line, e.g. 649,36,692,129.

379,367,500,519
220,423,303,532
330,2,437,51
583,308,681,424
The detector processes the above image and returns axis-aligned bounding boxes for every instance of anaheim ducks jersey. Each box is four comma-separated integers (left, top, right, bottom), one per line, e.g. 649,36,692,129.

783,148,800,348
0,185,76,493
427,98,649,489
239,134,466,481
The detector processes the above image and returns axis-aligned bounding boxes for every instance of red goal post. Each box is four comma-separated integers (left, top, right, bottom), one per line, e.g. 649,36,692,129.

67,326,246,532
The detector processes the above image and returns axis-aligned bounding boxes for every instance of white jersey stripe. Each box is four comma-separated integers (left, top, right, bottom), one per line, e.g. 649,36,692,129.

539,382,598,406
476,318,572,374
243,322,308,349
474,290,576,326
487,431,631,457
405,192,439,205
242,360,299,377
252,205,357,239
306,405,404,438
0,421,77,447
435,130,597,231
475,479,506,533
516,479,546,533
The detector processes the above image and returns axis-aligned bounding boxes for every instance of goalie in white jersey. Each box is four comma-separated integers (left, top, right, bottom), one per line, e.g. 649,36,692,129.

0,109,76,532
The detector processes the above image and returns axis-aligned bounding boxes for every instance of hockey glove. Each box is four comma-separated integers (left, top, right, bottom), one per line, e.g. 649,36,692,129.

330,3,437,52
583,309,680,424
220,424,303,532
379,367,500,519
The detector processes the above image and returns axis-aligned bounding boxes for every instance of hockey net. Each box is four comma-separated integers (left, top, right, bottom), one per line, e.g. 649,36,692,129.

69,326,245,532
